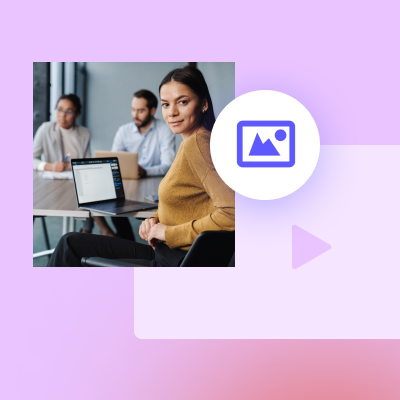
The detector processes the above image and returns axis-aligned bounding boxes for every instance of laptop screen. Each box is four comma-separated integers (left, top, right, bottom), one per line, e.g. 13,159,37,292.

71,158,124,205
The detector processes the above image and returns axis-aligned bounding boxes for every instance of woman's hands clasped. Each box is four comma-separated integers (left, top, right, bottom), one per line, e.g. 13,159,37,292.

139,218,167,250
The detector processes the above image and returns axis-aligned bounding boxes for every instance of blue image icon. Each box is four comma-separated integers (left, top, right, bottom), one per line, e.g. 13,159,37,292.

249,135,280,156
237,121,295,168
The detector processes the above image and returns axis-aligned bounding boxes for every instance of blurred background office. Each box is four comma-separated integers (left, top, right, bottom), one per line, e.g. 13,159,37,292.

33,62,235,266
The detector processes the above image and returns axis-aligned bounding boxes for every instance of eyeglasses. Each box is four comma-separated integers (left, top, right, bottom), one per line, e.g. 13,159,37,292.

56,108,75,116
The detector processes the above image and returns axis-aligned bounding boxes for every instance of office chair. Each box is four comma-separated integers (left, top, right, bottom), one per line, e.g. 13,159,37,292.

81,230,235,268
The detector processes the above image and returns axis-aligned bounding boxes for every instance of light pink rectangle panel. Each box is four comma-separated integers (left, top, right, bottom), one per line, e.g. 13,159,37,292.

134,146,400,339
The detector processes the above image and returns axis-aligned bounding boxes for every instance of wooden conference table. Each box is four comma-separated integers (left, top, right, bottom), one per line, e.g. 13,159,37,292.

33,171,160,256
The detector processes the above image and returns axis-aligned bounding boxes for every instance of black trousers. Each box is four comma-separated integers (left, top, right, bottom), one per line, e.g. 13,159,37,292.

81,217,135,241
47,232,187,268
111,217,135,241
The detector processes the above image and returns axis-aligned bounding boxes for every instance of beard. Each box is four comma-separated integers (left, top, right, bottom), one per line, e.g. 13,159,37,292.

134,111,152,128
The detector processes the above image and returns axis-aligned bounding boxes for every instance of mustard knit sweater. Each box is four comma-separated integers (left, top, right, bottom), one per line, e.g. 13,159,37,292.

151,131,235,251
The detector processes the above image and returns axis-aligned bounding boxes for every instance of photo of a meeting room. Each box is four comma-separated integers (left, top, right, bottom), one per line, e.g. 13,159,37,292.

33,62,235,268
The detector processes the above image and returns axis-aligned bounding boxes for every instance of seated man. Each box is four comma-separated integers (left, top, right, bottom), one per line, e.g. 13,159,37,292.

112,89,175,176
86,89,175,240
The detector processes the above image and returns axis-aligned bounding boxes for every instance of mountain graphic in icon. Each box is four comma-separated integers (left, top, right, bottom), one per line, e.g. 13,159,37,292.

249,133,280,156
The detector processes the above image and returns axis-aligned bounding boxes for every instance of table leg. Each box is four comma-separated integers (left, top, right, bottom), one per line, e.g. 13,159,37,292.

69,217,76,232
62,216,77,234
62,216,68,235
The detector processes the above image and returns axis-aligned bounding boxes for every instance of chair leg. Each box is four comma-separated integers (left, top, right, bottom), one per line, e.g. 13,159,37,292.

33,216,55,261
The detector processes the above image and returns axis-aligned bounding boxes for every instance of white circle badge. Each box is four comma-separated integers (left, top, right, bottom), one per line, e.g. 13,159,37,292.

211,90,320,200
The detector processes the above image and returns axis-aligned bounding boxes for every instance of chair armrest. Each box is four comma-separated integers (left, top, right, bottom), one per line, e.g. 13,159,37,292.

81,257,147,267
180,230,235,267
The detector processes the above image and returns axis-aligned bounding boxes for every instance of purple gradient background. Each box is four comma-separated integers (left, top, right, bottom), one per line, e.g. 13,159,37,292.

1,0,400,399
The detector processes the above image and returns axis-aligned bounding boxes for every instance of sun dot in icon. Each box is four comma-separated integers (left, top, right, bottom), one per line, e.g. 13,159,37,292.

275,129,287,141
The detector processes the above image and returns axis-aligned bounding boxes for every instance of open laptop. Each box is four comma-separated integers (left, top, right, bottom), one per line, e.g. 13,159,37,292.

71,157,157,215
94,150,138,179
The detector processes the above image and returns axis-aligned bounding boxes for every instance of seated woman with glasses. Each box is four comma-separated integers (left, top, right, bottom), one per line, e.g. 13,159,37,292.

33,94,90,172
47,66,235,267
33,94,115,237
33,93,138,238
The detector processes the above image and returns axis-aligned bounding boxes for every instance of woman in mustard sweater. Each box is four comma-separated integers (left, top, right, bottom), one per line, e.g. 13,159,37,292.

47,67,235,267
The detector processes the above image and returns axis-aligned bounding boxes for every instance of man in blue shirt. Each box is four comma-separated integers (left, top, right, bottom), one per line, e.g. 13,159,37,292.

111,89,175,177
86,90,175,240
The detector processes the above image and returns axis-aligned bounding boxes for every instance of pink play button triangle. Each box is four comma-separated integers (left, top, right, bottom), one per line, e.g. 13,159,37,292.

292,225,331,269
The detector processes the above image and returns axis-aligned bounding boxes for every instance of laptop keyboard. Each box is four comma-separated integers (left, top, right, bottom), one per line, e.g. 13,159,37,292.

89,199,137,211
